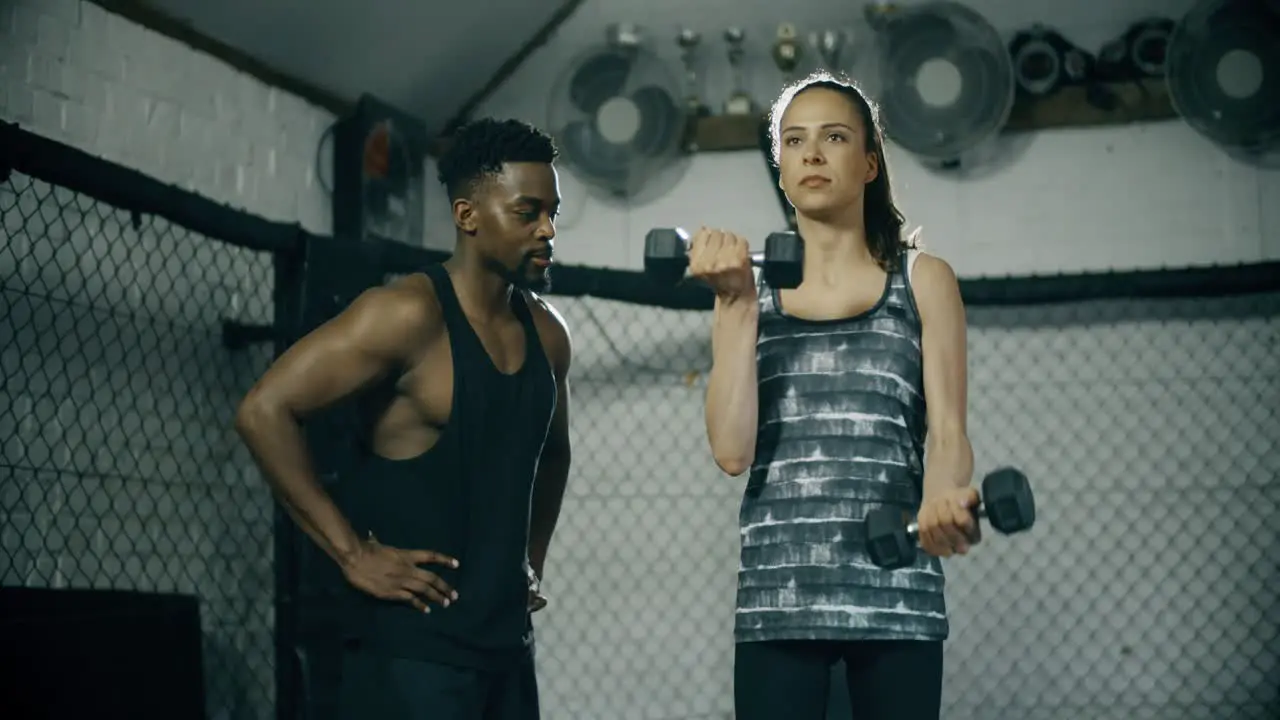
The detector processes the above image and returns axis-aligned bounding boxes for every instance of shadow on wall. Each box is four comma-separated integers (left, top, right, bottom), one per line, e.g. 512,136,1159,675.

894,131,1039,183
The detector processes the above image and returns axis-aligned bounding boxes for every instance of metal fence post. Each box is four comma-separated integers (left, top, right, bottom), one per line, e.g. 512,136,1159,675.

274,233,387,720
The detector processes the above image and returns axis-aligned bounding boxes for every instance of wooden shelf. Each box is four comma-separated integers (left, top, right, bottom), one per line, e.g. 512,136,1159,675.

687,113,767,153
682,77,1179,153
1003,77,1176,133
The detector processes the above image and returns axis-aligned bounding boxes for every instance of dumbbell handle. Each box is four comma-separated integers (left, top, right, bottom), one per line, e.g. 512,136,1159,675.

902,505,988,539
677,251,767,274
680,248,768,269
666,229,769,266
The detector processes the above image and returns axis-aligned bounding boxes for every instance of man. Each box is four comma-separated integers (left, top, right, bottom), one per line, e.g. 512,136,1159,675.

234,117,572,720
693,71,978,719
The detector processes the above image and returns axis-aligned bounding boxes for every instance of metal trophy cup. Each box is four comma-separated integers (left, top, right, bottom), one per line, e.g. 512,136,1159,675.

772,23,803,84
677,28,710,118
809,29,849,72
677,28,709,151
723,27,756,115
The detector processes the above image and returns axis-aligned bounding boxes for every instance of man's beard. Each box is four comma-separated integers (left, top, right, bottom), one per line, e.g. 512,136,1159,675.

490,255,552,293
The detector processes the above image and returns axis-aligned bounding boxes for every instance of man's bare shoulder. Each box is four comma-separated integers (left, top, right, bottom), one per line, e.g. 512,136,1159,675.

523,291,572,370
347,272,445,346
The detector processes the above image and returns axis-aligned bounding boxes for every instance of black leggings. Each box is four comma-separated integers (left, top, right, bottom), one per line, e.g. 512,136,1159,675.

734,639,943,720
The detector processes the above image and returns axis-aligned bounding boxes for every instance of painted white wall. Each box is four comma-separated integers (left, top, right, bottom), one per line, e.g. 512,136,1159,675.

429,0,1280,274
3,1,1277,720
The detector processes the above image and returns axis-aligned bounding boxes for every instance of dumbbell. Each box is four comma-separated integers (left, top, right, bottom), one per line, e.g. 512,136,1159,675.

643,227,805,289
865,467,1036,570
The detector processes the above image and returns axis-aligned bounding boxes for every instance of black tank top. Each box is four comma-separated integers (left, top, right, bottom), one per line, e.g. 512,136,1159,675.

337,263,558,670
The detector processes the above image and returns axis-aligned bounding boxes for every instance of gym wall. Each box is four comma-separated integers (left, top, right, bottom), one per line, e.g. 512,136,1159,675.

433,0,1280,274
450,1,1280,718
0,0,333,232
2,2,331,718
3,1,1277,720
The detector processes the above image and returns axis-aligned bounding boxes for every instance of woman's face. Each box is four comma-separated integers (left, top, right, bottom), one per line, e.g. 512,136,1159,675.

776,87,879,218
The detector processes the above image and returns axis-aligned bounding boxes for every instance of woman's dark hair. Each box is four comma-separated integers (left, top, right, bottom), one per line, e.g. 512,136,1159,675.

768,70,916,270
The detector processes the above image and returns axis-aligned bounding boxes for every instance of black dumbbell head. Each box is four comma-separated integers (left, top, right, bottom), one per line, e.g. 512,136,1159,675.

762,231,804,289
643,228,690,286
981,467,1035,535
864,507,916,570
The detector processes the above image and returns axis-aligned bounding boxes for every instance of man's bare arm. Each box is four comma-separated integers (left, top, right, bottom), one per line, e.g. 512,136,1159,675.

234,279,432,570
527,300,573,580
914,254,975,496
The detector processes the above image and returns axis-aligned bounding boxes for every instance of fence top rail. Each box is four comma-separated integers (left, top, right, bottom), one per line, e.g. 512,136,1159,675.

4,122,1278,309
1,121,303,254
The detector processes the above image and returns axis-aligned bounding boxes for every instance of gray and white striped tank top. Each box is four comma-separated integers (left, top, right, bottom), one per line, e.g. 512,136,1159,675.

734,250,949,644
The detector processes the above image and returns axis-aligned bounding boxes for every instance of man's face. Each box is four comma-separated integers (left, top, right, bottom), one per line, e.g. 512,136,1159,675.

462,162,561,292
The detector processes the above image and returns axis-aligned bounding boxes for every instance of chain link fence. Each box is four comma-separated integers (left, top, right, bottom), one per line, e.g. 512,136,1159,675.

0,170,279,720
5,152,1274,720
526,288,1278,720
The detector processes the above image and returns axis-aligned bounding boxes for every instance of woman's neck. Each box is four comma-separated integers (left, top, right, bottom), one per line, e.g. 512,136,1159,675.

794,211,876,285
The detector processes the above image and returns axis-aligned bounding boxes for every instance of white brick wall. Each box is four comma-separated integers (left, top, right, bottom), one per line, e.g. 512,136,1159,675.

1,0,334,233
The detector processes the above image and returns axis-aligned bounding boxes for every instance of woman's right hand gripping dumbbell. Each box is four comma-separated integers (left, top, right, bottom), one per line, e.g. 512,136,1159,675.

687,227,755,302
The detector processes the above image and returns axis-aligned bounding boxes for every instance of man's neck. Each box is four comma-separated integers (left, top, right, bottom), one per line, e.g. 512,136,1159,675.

442,252,514,322
795,211,876,287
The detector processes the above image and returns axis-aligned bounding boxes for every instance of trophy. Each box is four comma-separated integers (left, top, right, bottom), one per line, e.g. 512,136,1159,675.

606,22,642,50
676,28,710,118
722,27,756,115
772,23,803,83
676,28,709,151
809,29,849,72
864,3,901,31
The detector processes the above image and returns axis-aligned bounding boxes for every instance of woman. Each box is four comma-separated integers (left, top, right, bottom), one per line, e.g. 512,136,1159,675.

691,71,981,719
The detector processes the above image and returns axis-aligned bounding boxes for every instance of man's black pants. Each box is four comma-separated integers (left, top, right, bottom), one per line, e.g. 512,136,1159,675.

336,646,539,720
734,639,944,720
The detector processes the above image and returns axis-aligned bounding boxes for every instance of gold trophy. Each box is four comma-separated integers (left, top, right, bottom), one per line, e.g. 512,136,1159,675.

772,23,803,84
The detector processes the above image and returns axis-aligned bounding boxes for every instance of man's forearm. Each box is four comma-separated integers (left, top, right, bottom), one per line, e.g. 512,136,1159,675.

527,447,570,578
234,403,362,568
922,432,975,496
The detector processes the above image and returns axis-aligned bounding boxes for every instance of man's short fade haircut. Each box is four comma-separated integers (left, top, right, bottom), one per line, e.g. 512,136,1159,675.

436,117,559,200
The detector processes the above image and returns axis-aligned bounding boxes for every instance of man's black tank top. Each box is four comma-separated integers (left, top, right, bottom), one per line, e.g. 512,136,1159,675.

336,263,558,670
